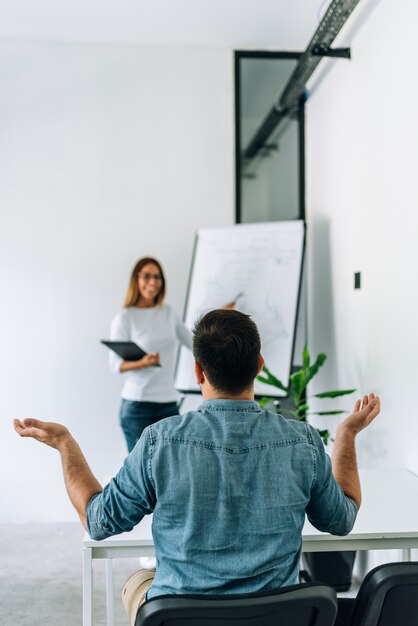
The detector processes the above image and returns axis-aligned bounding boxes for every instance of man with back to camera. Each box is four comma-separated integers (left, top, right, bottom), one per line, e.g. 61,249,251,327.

14,310,380,625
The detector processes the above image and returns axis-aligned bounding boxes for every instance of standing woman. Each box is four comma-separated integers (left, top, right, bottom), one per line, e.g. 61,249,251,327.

110,257,192,452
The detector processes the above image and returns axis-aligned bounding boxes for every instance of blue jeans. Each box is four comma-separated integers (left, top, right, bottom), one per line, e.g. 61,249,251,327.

120,399,179,452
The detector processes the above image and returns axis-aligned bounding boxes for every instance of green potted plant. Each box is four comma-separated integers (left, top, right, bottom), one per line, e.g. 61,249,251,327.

257,345,357,591
257,345,356,445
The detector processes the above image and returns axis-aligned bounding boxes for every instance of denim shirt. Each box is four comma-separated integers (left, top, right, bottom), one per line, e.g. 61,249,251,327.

87,400,357,598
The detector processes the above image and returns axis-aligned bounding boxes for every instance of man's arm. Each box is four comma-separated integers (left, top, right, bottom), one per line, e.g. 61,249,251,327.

13,418,102,528
332,393,381,508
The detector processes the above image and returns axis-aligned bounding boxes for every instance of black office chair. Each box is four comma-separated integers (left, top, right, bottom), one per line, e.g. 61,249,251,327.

334,561,418,626
136,582,337,626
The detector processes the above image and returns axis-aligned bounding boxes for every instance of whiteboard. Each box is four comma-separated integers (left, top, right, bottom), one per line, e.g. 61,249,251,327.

175,221,305,397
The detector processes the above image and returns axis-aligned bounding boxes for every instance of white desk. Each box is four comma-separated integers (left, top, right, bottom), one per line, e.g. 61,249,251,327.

83,468,418,626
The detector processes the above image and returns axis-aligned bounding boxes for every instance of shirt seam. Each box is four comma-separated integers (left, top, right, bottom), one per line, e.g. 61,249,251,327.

304,422,318,484
147,426,156,489
154,435,309,453
198,406,262,413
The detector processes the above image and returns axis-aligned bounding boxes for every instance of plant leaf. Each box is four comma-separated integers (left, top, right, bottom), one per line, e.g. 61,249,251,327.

317,429,331,445
289,370,306,399
313,389,356,399
302,345,310,369
279,408,299,419
258,396,273,407
258,396,284,413
257,365,289,393
305,352,327,385
297,402,309,420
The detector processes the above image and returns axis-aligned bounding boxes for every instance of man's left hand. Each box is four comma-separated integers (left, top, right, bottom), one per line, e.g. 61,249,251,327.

338,393,381,437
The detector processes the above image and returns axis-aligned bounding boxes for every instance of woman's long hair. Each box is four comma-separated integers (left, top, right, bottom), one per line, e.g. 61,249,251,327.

123,257,166,307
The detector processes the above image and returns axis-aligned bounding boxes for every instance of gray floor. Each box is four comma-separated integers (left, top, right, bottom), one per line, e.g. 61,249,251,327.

0,523,139,626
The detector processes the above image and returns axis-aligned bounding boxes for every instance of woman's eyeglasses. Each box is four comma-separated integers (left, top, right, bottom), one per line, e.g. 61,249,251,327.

138,273,163,282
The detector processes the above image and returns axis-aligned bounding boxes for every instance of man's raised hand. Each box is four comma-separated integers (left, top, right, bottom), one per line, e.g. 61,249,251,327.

13,418,71,450
339,393,381,436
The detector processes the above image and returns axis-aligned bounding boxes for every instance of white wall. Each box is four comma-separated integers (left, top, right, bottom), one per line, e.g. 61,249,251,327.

306,0,418,471
0,40,234,522
4,0,417,526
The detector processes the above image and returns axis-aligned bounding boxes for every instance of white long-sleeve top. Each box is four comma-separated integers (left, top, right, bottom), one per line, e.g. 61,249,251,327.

109,304,193,402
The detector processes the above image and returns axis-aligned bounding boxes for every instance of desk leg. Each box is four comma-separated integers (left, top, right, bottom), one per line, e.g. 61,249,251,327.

83,547,93,626
105,559,115,626
402,548,411,561
357,550,369,578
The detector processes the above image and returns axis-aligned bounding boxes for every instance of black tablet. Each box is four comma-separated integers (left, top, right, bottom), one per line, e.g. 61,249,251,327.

101,340,148,362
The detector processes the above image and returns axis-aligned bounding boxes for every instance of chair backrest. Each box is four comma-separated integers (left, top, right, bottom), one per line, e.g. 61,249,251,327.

136,582,337,626
349,561,418,626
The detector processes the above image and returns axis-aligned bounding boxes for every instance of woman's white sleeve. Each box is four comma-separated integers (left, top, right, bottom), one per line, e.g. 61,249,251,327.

108,313,129,374
175,312,193,350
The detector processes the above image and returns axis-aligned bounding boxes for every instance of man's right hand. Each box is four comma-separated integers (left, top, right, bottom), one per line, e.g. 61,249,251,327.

13,418,71,450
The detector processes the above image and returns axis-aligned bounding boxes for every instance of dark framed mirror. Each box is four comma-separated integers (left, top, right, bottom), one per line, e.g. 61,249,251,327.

235,51,305,224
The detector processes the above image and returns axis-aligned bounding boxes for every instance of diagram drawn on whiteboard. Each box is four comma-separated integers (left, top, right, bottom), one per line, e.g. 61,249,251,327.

175,221,305,397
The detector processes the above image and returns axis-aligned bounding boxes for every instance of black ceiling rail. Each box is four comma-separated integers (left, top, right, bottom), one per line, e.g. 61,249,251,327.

242,0,362,162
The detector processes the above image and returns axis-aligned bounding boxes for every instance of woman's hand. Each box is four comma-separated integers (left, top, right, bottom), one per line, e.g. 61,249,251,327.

222,292,243,310
140,352,160,367
120,352,160,372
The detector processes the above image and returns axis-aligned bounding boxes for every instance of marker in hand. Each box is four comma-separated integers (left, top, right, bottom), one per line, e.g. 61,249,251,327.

223,292,244,310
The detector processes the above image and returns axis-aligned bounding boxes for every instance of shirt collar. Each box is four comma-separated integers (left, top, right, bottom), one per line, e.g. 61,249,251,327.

198,399,262,413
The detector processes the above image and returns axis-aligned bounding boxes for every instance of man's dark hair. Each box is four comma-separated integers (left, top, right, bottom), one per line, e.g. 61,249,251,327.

192,309,261,394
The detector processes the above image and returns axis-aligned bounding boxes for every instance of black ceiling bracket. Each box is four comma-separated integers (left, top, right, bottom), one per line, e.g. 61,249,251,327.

242,106,289,160
241,0,362,163
312,44,351,59
264,143,279,151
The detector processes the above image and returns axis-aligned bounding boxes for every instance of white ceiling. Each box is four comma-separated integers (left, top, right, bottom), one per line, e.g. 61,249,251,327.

0,0,329,49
